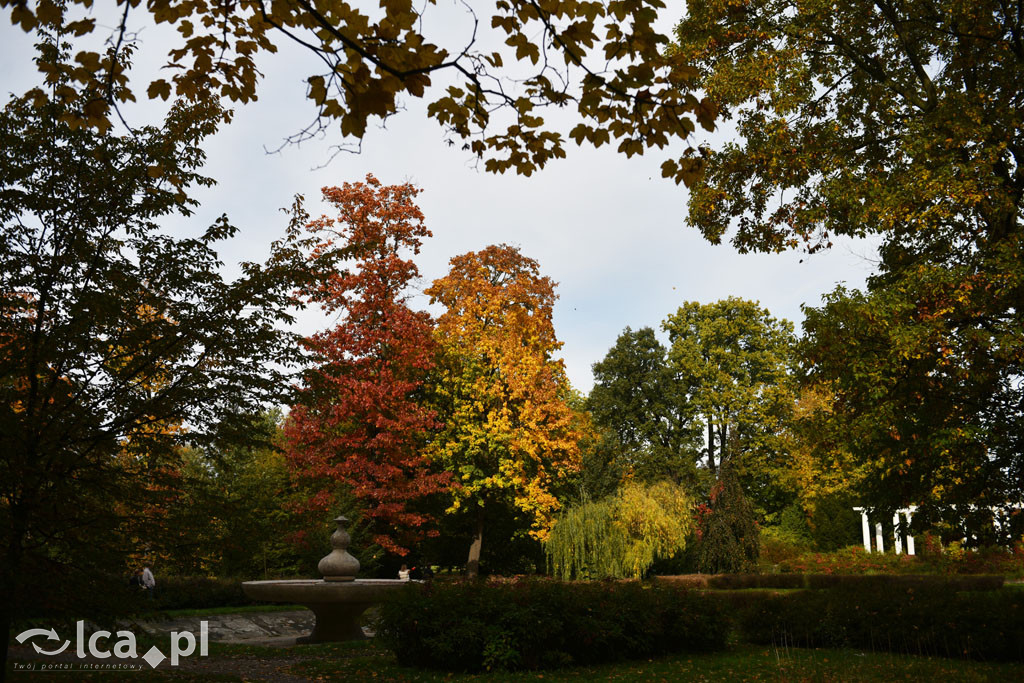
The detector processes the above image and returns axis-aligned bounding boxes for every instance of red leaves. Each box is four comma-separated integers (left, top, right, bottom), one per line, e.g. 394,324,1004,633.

285,175,450,555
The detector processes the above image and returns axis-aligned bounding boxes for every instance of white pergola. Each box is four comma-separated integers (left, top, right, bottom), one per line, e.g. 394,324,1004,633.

852,506,917,554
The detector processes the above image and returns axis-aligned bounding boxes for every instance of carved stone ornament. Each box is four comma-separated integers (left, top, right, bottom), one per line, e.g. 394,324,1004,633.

317,515,360,581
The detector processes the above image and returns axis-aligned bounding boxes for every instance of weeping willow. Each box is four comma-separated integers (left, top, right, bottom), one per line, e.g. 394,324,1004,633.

545,481,692,580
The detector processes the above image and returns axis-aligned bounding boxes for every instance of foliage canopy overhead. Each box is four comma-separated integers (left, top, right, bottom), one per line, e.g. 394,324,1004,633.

676,0,1023,255
10,0,718,180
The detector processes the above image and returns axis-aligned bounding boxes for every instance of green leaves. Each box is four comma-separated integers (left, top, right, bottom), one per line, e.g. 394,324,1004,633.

675,0,1024,253
587,326,702,486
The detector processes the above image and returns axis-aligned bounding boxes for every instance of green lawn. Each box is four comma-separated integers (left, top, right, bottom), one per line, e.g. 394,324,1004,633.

10,640,1024,682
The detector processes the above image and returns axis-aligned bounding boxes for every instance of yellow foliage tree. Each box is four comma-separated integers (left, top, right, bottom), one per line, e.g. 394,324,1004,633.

425,244,585,577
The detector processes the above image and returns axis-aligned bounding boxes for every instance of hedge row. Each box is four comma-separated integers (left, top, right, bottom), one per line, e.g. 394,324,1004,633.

376,580,729,672
656,573,1004,591
142,576,255,611
737,585,1024,661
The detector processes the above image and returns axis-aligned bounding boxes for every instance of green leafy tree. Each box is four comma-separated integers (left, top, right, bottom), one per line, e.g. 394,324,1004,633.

0,42,299,668
545,480,693,580
675,0,1022,256
663,299,796,514
8,0,718,179
587,326,703,485
159,411,332,578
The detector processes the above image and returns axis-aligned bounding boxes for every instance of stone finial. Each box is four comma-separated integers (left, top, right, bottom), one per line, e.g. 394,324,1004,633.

318,515,360,582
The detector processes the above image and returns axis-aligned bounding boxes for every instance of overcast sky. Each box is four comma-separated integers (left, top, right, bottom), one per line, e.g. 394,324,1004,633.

1,9,881,394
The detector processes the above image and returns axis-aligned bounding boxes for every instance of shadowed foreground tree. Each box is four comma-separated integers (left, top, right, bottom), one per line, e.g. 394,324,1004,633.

426,245,585,577
0,60,300,671
676,0,1023,256
802,277,1024,542
284,176,451,557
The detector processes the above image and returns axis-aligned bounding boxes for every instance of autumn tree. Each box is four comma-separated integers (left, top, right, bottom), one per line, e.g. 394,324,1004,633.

587,326,703,485
0,43,299,670
7,0,718,179
425,245,584,577
284,175,450,557
781,384,866,550
675,0,1023,256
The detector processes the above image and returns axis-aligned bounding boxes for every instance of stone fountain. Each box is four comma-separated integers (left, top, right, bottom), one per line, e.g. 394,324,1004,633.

242,515,409,643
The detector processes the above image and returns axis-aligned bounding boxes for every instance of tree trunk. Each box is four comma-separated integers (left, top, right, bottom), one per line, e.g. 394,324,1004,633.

1,522,24,683
721,422,728,466
1,594,11,683
707,418,716,474
466,506,484,579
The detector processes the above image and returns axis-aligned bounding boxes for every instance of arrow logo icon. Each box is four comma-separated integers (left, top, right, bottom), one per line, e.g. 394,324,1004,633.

15,628,70,655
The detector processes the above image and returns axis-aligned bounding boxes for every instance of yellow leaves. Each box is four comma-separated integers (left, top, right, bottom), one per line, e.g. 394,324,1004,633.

426,245,583,534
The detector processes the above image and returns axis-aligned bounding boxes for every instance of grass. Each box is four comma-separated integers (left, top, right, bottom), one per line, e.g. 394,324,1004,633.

288,641,1024,682
12,640,1023,682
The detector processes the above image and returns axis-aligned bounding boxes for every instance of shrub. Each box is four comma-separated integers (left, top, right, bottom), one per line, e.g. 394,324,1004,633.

707,573,807,590
779,543,1024,577
652,574,709,589
655,573,1002,592
759,527,810,567
738,584,1024,660
376,579,729,672
697,467,760,574
807,493,862,551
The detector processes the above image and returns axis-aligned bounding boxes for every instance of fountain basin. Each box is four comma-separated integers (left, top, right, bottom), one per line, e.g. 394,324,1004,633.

242,579,410,643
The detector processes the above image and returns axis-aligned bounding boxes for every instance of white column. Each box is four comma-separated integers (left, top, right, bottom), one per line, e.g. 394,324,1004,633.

893,512,903,554
904,509,915,555
875,522,884,553
854,508,871,552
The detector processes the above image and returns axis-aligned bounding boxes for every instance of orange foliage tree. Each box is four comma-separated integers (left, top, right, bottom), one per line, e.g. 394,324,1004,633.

425,245,585,576
284,175,450,556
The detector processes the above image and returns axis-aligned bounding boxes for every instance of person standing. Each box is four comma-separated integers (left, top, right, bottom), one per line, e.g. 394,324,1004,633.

141,565,156,599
